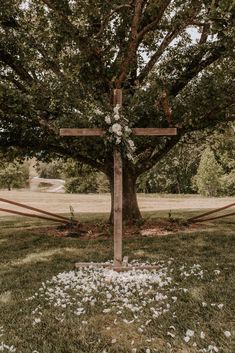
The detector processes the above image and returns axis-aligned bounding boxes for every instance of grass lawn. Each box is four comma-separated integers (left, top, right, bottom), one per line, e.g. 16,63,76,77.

0,210,234,353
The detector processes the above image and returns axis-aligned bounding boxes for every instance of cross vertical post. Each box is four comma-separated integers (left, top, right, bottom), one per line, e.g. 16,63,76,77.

113,89,123,269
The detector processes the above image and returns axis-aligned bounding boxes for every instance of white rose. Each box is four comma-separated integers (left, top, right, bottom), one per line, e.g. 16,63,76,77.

127,153,134,161
128,139,135,148
112,123,122,134
125,126,132,133
116,137,121,144
105,116,111,124
114,114,120,121
95,108,103,115
113,104,121,114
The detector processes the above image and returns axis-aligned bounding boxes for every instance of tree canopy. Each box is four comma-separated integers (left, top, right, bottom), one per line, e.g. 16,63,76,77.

0,0,234,220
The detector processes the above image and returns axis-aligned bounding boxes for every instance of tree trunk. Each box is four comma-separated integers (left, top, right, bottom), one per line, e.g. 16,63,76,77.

108,167,142,224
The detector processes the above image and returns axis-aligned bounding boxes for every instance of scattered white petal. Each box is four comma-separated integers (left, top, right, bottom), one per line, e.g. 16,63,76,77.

224,331,231,338
200,331,205,339
186,329,194,337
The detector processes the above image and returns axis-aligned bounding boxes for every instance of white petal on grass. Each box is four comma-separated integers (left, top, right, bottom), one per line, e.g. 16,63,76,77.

103,308,111,313
200,331,205,339
214,270,221,275
26,260,221,350
208,344,219,352
224,331,231,338
186,329,194,337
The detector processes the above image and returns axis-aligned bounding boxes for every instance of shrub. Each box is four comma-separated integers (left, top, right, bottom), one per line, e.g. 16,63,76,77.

0,161,29,190
192,147,223,197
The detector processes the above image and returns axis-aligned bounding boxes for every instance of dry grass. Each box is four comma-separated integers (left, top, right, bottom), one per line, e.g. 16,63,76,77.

0,189,234,216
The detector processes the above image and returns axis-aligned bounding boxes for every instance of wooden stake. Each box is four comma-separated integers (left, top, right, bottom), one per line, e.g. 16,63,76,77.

0,197,72,222
188,202,235,222
113,149,123,268
0,207,68,224
192,211,235,223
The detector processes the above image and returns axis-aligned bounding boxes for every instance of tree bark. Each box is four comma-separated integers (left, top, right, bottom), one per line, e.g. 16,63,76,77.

108,167,142,224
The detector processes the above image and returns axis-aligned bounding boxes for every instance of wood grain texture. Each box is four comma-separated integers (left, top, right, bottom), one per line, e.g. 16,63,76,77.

132,128,177,136
113,89,123,106
60,128,104,136
60,128,177,137
113,149,123,268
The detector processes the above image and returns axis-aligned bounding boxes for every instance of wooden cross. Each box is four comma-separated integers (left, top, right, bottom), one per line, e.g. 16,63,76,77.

60,89,177,271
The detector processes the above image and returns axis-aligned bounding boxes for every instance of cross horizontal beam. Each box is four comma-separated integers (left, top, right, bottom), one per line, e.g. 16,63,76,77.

60,127,177,137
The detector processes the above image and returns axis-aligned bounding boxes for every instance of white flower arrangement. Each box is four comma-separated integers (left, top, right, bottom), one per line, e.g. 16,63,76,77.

104,104,136,160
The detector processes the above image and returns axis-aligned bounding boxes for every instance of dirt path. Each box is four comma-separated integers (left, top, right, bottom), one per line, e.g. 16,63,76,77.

0,190,234,216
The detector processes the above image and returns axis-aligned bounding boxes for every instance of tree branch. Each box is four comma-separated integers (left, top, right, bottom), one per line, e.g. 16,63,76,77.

170,43,226,97
135,98,235,176
39,0,87,50
0,74,28,93
95,4,132,38
186,100,235,133
114,0,176,87
0,137,105,172
115,0,145,87
198,0,217,44
136,96,235,176
158,91,173,126
137,27,182,83
40,0,72,24
138,0,172,40
135,135,181,176
51,143,106,171
0,46,34,84
137,0,203,83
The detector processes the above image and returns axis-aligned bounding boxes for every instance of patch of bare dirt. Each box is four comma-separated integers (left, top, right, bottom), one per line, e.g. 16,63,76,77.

31,219,202,240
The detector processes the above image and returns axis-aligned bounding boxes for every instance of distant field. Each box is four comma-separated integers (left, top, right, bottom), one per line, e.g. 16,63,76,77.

0,190,234,216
